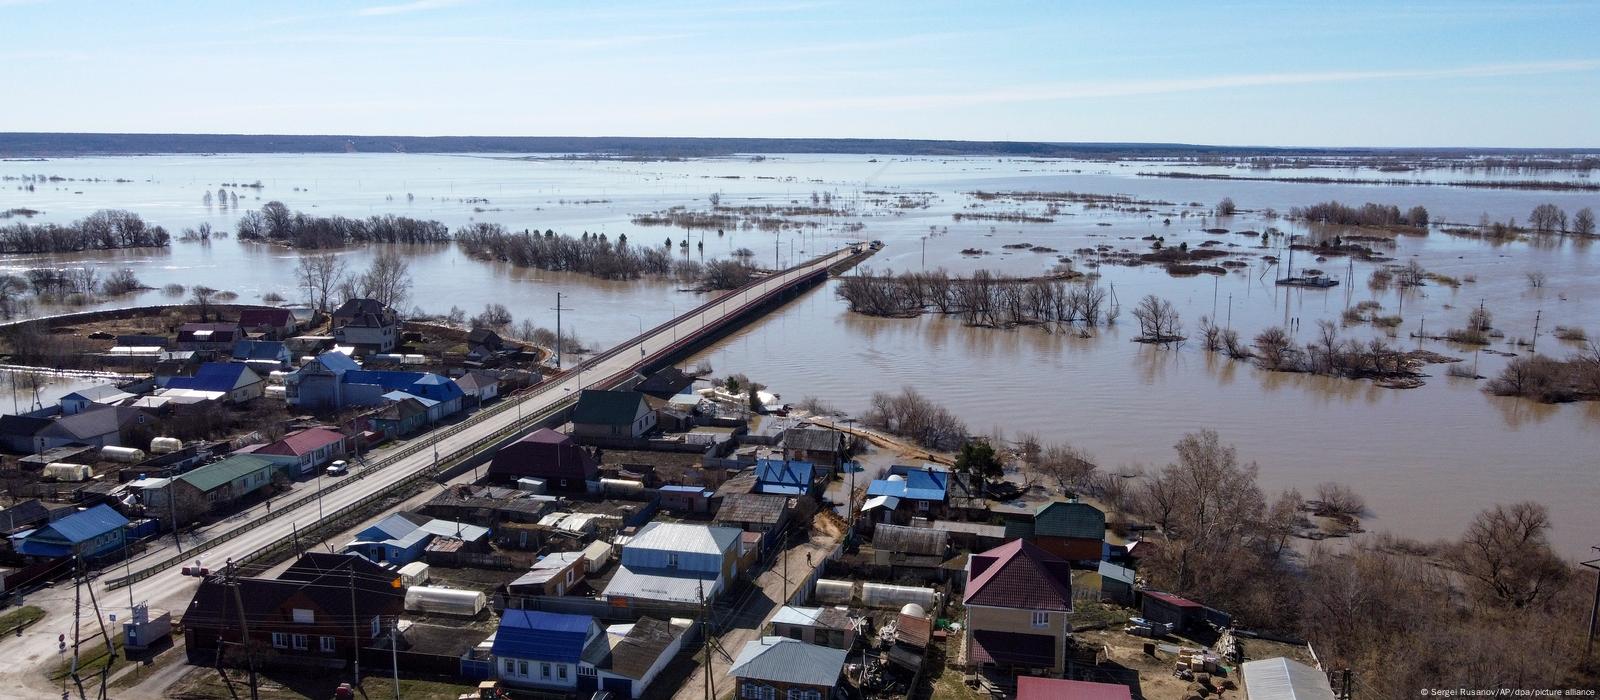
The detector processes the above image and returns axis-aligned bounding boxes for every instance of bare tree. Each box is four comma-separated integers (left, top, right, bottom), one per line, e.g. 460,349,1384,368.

359,248,412,309
1528,203,1567,234
296,253,348,313
1313,482,1366,519
0,275,28,319
1215,197,1236,216
1573,207,1595,236
1447,502,1569,608
191,285,217,321
1130,294,1183,343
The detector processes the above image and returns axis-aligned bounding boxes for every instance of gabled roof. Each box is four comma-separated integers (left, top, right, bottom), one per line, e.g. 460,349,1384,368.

629,521,740,556
238,307,294,327
232,340,289,361
1241,657,1338,700
454,370,499,393
1098,561,1135,585
162,363,260,393
177,322,241,339
492,610,594,663
607,617,681,680
25,504,127,544
782,427,844,453
964,539,1073,611
63,385,138,403
1034,500,1106,540
345,370,463,403
38,405,150,441
175,455,277,493
714,493,790,526
0,414,51,438
1143,590,1202,609
312,351,362,373
279,551,398,584
466,328,502,346
256,427,345,457
754,459,813,495
571,389,648,426
0,499,50,528
634,367,693,398
184,553,404,630
1017,677,1134,700
730,636,846,687
867,466,949,502
333,298,390,318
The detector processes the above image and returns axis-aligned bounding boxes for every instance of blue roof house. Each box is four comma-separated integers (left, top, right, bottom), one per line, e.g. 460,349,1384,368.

11,504,129,560
754,459,815,496
231,340,292,371
343,512,488,564
865,464,951,522
492,610,606,692
284,352,464,420
159,362,264,404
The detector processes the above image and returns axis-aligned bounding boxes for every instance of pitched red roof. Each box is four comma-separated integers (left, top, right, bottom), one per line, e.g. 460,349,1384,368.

238,307,294,327
1143,590,1201,608
1017,677,1133,700
963,539,1073,611
967,630,1056,667
487,428,597,482
257,427,346,457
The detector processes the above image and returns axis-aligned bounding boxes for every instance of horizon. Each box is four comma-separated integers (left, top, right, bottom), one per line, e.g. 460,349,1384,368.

5,1,1600,148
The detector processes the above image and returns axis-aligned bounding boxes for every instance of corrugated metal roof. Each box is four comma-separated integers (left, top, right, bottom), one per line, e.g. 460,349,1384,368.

1034,500,1106,540
755,459,813,495
730,636,846,687
492,610,594,663
33,504,128,544
163,363,258,393
603,565,719,604
771,606,853,630
571,389,647,426
782,428,843,453
628,521,740,556
1017,677,1133,700
176,455,276,493
1241,657,1337,700
1098,561,1135,585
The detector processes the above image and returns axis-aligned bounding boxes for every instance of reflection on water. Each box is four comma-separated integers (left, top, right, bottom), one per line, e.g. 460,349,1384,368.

2,153,1597,556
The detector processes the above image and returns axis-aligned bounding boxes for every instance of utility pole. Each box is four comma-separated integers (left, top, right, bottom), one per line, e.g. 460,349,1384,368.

551,292,573,369
349,570,361,686
1531,309,1542,352
1582,546,1600,659
391,621,401,700
70,558,85,700
226,560,260,700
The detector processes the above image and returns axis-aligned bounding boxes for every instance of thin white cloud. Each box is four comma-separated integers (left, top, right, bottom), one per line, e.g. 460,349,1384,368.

742,59,1600,113
357,0,468,17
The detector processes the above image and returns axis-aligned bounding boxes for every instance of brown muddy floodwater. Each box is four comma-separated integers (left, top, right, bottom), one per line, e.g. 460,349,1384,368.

2,153,1596,555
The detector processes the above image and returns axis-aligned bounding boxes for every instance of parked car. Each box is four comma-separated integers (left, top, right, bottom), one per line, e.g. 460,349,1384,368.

325,460,348,476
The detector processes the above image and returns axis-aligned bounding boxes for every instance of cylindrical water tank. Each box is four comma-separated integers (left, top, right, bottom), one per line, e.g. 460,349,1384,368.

600,478,644,496
149,437,182,454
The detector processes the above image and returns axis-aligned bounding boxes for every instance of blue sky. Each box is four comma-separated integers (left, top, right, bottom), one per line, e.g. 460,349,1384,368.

3,0,1598,147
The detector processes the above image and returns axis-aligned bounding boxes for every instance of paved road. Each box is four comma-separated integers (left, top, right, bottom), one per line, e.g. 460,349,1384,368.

0,247,860,697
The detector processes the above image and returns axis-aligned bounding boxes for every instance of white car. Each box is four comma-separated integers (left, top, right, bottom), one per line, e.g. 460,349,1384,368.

325,460,349,476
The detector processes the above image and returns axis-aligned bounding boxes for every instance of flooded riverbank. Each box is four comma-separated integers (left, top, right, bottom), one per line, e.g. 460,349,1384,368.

2,153,1595,555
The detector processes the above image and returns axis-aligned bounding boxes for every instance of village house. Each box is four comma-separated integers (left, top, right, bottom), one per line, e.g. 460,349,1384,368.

33,405,154,452
59,385,138,415
330,298,399,353
754,458,815,496
0,415,52,453
367,396,429,438
237,307,299,339
603,521,741,607
231,339,293,372
712,493,794,548
863,464,950,524
570,389,656,439
657,484,713,514
453,370,501,407
0,499,73,536
491,610,685,698
251,427,350,476
9,504,128,561
781,427,848,468
769,605,856,650
593,617,689,699
871,523,951,580
729,636,849,700
1007,499,1107,563
176,322,243,351
145,455,282,523
508,551,587,597
1016,677,1135,700
1139,590,1231,637
182,552,404,664
963,539,1075,676
286,352,463,419
157,362,264,405
487,428,598,493
343,511,488,565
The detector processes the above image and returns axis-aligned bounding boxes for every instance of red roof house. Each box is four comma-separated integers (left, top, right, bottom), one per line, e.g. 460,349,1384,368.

486,428,597,492
237,307,298,338
1017,677,1133,700
253,427,350,476
962,539,1075,675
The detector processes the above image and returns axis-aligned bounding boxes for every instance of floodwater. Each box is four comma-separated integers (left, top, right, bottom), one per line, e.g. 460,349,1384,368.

1,153,1596,556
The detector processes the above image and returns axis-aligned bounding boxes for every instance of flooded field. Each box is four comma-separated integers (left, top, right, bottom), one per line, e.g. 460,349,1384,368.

2,153,1596,555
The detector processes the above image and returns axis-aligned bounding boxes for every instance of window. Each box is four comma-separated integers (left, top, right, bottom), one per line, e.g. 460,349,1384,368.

371,616,382,638
557,664,568,680
740,684,776,700
291,608,314,624
666,553,679,569
578,666,596,677
291,634,308,650
320,636,335,653
1032,611,1049,628
541,662,552,679
271,632,287,649
518,660,529,676
787,690,821,700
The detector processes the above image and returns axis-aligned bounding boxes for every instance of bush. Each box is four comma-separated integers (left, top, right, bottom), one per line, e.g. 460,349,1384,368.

100,268,142,296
